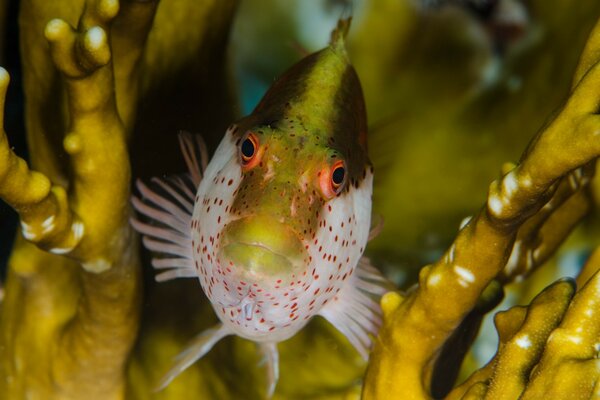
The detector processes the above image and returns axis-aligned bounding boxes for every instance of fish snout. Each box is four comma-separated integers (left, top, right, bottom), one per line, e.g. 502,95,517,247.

218,216,308,283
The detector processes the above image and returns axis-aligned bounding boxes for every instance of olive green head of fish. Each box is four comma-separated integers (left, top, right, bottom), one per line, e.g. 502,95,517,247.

215,20,371,286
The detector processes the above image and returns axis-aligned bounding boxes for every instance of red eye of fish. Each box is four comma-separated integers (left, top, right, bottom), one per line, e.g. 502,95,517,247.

240,132,261,169
319,160,346,199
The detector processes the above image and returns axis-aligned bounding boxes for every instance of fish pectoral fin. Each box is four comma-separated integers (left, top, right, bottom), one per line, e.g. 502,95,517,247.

131,133,208,284
258,342,280,399
318,257,391,360
131,175,197,282
155,323,231,391
178,131,209,187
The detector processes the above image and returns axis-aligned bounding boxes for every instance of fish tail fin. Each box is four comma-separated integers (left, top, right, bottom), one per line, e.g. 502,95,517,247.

155,323,231,391
259,342,280,398
318,257,392,360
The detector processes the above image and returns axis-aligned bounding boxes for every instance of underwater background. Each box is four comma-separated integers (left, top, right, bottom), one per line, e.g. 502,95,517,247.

1,0,600,398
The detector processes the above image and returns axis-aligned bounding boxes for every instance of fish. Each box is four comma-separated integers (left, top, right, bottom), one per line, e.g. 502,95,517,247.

131,18,389,397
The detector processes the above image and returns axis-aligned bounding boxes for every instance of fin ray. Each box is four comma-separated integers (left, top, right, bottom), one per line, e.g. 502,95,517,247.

259,342,279,398
130,219,189,244
131,196,189,234
132,133,210,283
154,175,196,204
156,323,230,391
150,177,194,213
136,180,191,225
142,237,191,258
151,257,194,270
178,131,208,187
155,268,198,282
367,215,384,241
318,256,390,360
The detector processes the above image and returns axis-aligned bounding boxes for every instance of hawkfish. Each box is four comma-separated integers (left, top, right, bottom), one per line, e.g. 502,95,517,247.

132,19,388,397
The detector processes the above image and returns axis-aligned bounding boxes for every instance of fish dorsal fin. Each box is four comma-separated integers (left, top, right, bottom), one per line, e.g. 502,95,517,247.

329,17,352,51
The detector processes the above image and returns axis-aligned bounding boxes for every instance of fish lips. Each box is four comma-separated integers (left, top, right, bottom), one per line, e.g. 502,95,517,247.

218,216,308,284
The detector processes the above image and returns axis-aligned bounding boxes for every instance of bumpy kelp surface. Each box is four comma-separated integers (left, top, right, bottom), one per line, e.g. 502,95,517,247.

0,0,600,399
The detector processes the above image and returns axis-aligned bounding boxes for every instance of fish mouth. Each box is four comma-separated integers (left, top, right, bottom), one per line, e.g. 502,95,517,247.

218,216,307,281
220,242,297,277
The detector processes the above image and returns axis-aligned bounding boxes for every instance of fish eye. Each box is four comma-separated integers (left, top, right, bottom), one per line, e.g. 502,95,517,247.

241,137,255,160
319,159,347,199
240,132,260,168
331,163,345,189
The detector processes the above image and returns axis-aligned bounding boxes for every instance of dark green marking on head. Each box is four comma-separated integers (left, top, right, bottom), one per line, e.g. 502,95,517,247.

214,19,374,302
235,17,370,186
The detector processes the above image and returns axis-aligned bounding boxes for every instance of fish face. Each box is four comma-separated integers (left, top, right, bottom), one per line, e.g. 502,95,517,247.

191,115,370,340
224,119,348,242
187,36,374,341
